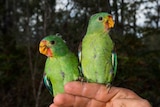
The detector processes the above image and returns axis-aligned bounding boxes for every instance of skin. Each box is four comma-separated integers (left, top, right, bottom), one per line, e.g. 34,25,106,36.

49,81,152,107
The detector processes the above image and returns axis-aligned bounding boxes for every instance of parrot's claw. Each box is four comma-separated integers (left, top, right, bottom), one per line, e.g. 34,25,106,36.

80,77,85,85
77,76,83,82
77,76,86,85
106,83,112,93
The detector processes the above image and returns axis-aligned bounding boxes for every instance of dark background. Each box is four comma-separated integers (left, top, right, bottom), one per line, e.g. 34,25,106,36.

0,0,160,107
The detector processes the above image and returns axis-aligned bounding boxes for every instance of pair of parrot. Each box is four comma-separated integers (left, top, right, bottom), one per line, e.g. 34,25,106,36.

39,12,117,97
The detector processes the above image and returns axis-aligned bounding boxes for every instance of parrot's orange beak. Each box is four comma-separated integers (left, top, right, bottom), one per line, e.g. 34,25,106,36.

104,15,114,30
39,40,53,57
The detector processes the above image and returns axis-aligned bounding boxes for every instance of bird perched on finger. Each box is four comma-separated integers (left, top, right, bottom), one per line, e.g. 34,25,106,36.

79,12,117,88
39,35,80,96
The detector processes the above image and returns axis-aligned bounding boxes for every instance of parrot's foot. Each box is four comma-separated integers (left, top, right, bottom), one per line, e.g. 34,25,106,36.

80,77,86,85
106,83,112,93
77,76,83,81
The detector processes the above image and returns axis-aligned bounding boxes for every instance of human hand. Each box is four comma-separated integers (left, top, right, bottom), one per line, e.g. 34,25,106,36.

49,81,152,107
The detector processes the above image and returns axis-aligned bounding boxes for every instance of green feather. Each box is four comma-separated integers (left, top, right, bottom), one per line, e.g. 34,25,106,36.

40,35,80,96
81,12,117,85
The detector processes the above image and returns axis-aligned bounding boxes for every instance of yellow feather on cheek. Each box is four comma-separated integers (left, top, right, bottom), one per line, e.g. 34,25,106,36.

108,16,114,28
39,40,53,57
103,15,114,31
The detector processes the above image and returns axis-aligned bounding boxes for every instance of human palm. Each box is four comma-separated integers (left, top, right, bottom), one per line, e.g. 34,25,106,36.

50,82,151,107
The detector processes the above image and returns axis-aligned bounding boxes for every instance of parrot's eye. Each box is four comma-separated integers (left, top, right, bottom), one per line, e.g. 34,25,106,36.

50,40,55,45
98,17,103,21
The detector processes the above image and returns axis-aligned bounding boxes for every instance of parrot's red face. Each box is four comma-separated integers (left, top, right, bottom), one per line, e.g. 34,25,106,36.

103,15,114,31
39,40,53,57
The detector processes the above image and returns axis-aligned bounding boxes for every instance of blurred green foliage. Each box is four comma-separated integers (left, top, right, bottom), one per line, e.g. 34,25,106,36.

0,0,160,107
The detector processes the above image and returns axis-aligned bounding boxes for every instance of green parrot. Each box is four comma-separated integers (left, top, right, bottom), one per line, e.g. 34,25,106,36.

39,35,80,96
79,12,117,86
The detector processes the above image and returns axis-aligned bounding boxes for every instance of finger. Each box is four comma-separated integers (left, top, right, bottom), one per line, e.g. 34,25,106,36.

64,81,140,102
64,81,118,102
54,94,74,107
54,93,90,107
106,98,152,107
54,93,107,107
87,99,106,107
49,103,59,107
111,88,142,100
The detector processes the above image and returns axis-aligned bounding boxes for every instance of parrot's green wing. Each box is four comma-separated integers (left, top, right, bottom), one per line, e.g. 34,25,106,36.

107,51,118,86
78,42,84,78
43,73,53,96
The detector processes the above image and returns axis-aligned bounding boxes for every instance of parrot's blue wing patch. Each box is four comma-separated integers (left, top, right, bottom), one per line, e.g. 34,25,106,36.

43,73,53,96
112,52,117,78
78,42,82,63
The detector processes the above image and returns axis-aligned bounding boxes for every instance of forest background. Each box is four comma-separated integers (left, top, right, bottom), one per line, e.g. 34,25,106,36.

0,0,160,107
